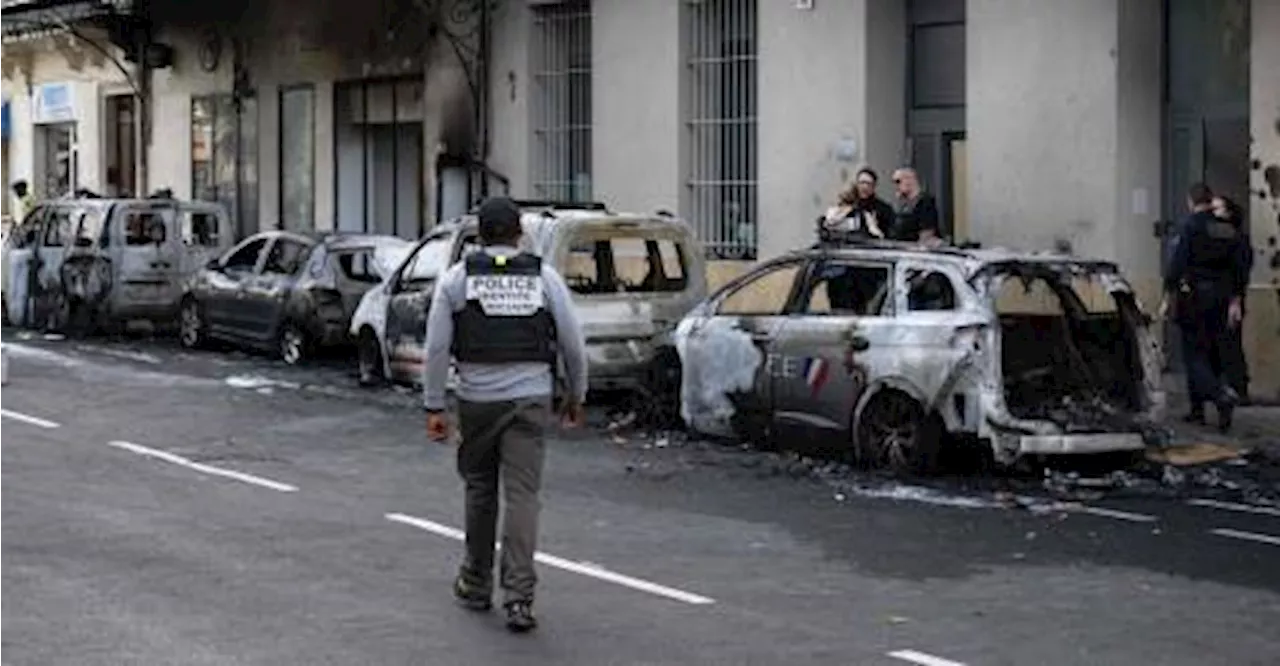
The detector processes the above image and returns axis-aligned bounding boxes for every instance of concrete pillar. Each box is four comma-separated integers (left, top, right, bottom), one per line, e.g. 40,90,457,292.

591,0,683,214
967,0,1163,307
258,83,280,230
757,0,906,259
313,80,334,231
486,0,532,197
1246,0,1280,401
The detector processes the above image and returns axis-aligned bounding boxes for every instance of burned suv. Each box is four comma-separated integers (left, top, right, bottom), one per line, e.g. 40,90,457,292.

351,201,706,401
675,239,1166,473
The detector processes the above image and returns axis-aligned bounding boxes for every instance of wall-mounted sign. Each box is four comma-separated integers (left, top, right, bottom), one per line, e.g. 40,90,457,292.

32,82,76,124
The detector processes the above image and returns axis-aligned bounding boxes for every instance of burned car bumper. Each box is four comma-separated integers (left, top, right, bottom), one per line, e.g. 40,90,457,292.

1016,433,1147,455
584,337,660,391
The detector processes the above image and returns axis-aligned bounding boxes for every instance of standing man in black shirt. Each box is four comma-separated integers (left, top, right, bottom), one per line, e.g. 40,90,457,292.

1162,183,1251,432
891,167,942,245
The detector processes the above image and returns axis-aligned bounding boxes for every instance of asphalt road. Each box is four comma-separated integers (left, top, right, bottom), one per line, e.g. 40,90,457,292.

3,333,1280,666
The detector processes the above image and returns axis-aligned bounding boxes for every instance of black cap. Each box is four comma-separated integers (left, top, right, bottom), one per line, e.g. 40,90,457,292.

477,196,522,244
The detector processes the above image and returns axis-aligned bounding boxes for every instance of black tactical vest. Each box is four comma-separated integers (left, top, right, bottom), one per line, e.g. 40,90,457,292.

451,252,556,364
1185,212,1242,284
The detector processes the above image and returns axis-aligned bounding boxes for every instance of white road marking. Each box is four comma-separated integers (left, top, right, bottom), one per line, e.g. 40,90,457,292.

1,408,61,429
385,513,716,605
888,649,970,666
1188,498,1280,518
1074,506,1158,523
1210,528,1280,547
108,440,298,493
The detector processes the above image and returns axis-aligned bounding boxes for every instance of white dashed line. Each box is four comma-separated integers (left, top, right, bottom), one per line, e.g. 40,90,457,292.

1,408,61,429
1188,499,1280,518
888,648,969,666
108,440,298,493
1210,528,1280,547
386,512,716,605
1074,506,1158,523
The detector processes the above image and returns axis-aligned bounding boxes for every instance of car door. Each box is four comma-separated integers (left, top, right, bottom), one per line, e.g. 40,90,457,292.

244,236,314,341
384,230,456,383
33,204,72,323
206,235,270,336
677,259,806,443
769,257,896,455
114,202,181,317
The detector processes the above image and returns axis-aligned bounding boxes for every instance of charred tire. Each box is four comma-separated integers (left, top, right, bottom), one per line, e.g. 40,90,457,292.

854,390,943,476
277,321,309,366
179,298,207,349
357,328,385,387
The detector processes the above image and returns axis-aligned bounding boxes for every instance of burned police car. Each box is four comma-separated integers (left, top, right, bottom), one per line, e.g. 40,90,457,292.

674,238,1166,473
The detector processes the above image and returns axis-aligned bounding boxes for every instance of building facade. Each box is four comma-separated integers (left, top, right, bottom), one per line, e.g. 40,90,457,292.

3,0,1278,398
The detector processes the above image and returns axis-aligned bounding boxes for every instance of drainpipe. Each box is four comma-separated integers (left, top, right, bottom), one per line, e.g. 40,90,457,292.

134,0,152,195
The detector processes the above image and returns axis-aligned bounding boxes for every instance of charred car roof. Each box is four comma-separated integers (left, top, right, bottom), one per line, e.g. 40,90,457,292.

790,239,1122,277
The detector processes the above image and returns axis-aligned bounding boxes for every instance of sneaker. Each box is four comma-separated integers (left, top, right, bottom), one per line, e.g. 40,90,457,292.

504,601,537,633
453,574,492,612
1216,388,1240,433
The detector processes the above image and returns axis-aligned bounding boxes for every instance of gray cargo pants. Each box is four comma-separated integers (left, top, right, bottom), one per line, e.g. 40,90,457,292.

455,396,550,604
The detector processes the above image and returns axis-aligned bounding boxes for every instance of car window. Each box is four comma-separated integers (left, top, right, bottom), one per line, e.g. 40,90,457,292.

561,234,688,295
123,209,169,246
11,207,45,249
800,262,892,316
400,235,455,289
72,207,109,248
907,270,958,312
182,210,221,247
335,249,381,284
43,208,72,247
716,262,803,316
263,239,312,276
223,237,269,272
995,277,1065,315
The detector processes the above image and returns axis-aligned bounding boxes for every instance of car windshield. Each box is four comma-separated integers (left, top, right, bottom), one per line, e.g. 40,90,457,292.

561,232,689,295
404,236,453,281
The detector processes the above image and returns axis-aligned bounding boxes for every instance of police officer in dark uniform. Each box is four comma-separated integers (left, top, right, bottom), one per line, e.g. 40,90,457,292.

1162,183,1250,432
422,196,588,633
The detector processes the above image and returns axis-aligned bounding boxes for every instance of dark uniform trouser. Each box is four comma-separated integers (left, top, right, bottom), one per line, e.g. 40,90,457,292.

456,397,550,604
1177,281,1231,405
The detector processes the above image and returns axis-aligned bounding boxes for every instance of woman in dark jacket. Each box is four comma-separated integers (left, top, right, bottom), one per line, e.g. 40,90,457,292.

820,167,895,240
1211,195,1252,402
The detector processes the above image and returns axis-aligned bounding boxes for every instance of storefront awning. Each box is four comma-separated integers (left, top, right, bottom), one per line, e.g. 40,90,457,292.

2,0,133,44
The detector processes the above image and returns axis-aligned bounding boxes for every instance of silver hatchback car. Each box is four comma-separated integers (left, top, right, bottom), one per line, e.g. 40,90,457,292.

675,240,1166,473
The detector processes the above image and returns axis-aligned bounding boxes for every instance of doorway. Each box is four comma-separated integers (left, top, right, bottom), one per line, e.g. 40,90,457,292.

1161,0,1251,369
104,95,137,197
35,122,76,198
334,78,425,238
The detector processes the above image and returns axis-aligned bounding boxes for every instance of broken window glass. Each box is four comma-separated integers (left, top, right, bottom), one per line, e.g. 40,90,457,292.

562,235,688,295
803,262,891,316
907,270,957,311
716,262,802,316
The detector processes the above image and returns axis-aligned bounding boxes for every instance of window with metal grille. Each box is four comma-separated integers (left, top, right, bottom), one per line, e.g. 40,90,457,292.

684,0,758,260
530,0,592,202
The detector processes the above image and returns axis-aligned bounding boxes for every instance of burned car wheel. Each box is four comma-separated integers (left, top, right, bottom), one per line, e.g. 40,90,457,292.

278,322,309,366
854,390,942,475
179,298,207,349
356,329,385,387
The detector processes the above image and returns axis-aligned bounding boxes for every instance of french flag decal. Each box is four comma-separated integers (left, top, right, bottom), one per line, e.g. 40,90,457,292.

804,357,830,397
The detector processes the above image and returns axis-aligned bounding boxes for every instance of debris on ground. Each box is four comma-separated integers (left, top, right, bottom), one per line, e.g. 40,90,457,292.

1146,442,1245,466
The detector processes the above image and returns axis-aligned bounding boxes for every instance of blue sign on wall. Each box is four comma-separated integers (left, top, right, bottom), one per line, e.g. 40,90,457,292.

1,101,10,140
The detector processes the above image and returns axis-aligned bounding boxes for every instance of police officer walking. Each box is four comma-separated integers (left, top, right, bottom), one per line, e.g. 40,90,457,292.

1162,182,1250,432
422,196,588,633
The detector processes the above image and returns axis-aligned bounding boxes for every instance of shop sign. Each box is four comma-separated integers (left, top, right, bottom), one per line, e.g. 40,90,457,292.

32,82,76,124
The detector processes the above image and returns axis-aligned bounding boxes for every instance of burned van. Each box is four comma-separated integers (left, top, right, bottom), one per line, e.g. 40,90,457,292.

2,197,233,333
